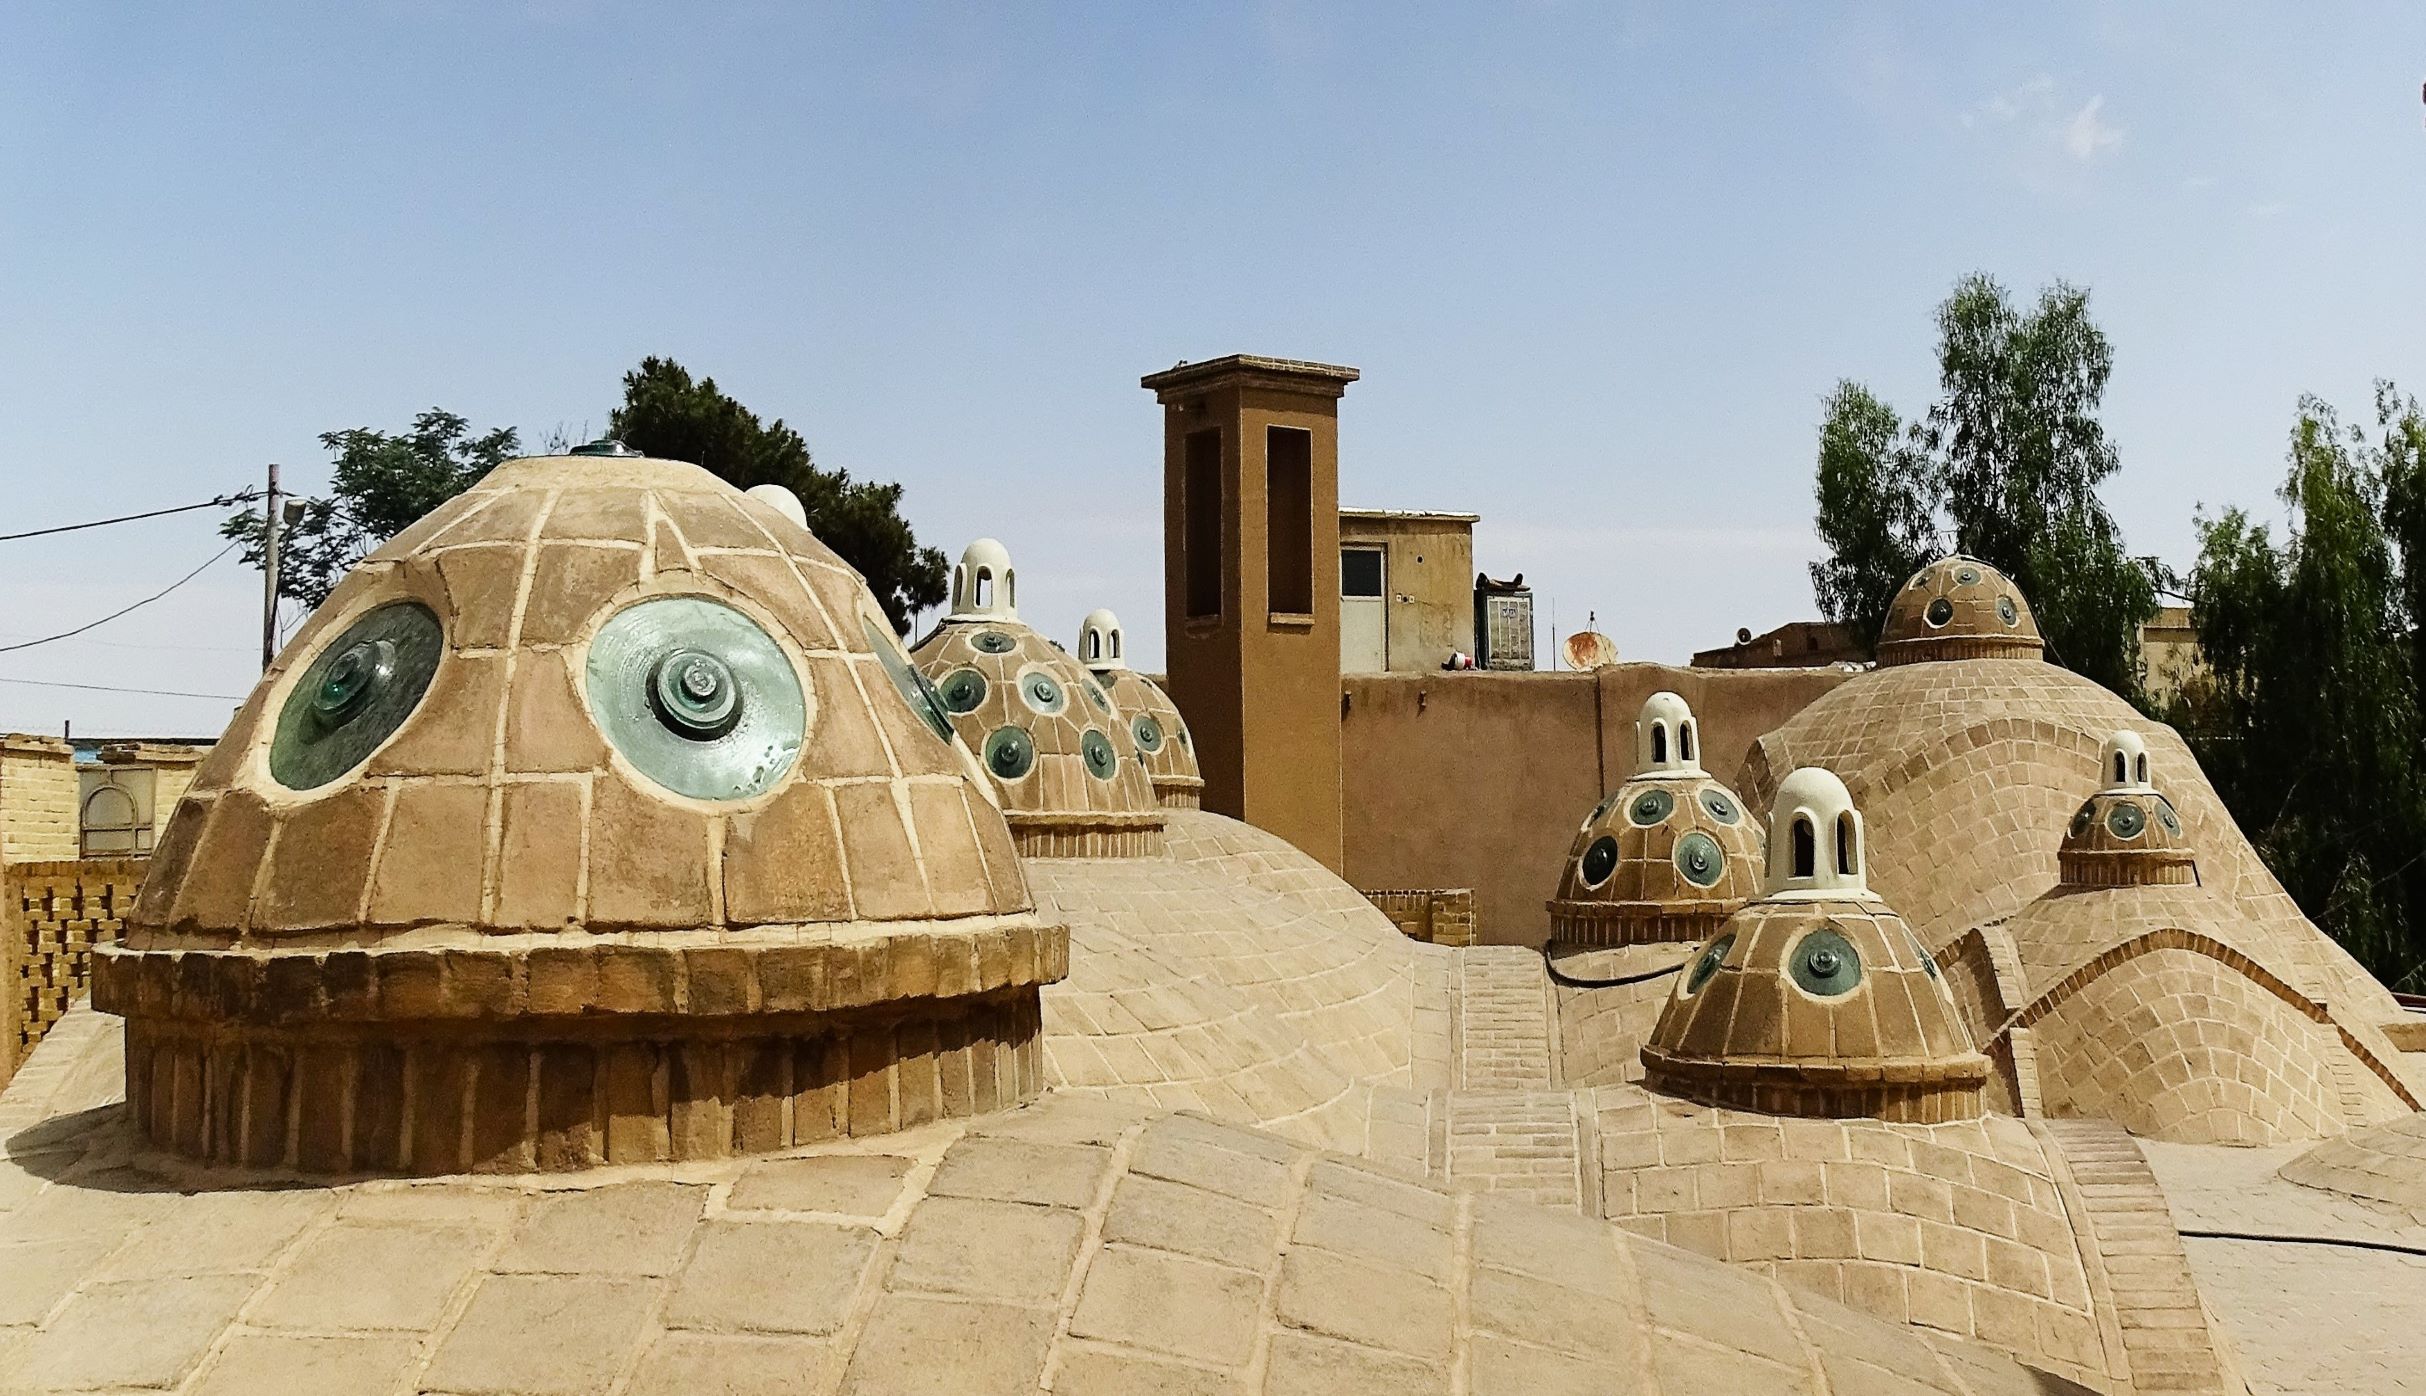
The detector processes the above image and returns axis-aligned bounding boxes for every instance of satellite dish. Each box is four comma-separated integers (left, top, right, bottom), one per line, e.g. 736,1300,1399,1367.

1564,630,1618,670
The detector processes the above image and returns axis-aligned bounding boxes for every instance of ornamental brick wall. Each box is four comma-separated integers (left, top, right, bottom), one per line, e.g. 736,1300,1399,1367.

1359,888,1476,947
3,857,140,1084
0,736,78,864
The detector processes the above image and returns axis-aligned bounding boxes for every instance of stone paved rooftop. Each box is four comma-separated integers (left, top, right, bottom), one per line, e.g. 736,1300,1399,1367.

0,1005,2104,1396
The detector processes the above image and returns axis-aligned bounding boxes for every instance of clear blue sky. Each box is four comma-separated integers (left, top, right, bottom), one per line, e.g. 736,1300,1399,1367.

4,3,2421,734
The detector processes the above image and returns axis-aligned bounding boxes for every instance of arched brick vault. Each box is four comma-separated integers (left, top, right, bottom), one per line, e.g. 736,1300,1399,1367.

1737,657,2423,1103
1969,927,2426,1136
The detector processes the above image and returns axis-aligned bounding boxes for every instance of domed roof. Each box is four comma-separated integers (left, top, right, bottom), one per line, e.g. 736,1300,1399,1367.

913,543,1162,856
2058,730,2196,887
1877,555,2042,665
1641,768,1989,1122
1735,654,2412,1031
1077,607,1204,809
94,454,1062,1174
1548,693,1762,946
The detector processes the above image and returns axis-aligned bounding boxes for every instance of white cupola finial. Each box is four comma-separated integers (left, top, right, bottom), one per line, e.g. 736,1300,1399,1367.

2099,730,2153,793
1634,691,1703,776
1764,767,1873,900
1078,608,1127,671
742,483,808,529
949,538,1018,621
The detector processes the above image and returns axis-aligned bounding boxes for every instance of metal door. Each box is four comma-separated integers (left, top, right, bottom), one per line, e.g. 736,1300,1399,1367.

1341,545,1387,673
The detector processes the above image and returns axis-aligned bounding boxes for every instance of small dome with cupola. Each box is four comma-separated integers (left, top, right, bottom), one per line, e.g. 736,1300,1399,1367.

2058,730,2196,887
1877,555,2043,666
1076,606,1204,809
1641,767,1989,1123
1546,693,1763,947
913,541,1162,855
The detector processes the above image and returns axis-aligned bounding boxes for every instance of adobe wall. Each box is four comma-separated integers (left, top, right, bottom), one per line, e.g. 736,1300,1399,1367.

1340,663,1852,946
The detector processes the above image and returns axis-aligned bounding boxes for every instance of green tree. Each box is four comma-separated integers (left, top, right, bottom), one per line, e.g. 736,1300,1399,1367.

1809,383,1937,648
2181,385,2426,987
607,357,948,633
224,409,518,606
1810,274,2159,699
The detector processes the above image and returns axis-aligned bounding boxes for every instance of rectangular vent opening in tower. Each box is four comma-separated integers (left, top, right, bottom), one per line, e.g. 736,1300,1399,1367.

1184,428,1223,618
1267,426,1313,616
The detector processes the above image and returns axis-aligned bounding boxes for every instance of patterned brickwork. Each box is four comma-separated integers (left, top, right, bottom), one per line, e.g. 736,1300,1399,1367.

95,455,1070,1174
1592,1089,2128,1392
1550,941,1693,1088
1093,667,1205,809
0,735,78,864
1454,945,1555,1091
910,619,1164,856
1643,897,1990,1124
1545,773,1762,947
0,1020,2104,1396
5,859,140,1078
1358,888,1475,947
2034,951,2346,1143
1989,926,2418,1142
1739,655,2424,1103
1032,811,1451,1152
1876,557,2043,666
2040,1119,2244,1396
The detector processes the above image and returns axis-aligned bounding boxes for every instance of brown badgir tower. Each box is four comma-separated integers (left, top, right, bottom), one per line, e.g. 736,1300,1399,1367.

1143,354,1358,871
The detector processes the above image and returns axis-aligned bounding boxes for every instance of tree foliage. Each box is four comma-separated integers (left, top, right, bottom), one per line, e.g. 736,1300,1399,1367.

1811,274,2158,700
608,357,948,633
224,410,518,607
2180,384,2426,987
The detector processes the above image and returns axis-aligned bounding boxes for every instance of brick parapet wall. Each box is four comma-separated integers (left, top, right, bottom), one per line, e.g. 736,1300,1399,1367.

1359,887,1476,947
0,737,79,864
4,857,142,1084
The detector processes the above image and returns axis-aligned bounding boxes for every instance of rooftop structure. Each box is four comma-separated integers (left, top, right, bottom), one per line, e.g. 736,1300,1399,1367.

1075,607,1204,809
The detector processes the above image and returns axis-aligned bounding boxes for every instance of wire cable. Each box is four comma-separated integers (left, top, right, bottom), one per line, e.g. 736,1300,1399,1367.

0,490,261,543
0,542,239,654
1541,941,1689,988
0,676,244,700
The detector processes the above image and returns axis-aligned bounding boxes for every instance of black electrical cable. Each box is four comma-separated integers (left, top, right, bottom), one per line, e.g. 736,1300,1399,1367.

2176,1227,2426,1260
0,542,240,654
0,490,261,543
1541,941,1688,988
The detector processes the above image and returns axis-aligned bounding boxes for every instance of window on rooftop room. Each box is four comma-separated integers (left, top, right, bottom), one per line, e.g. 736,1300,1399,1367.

1680,722,1696,764
1266,427,1313,615
1341,547,1383,598
1184,429,1222,618
1651,724,1668,764
1792,816,1815,879
1836,812,1858,877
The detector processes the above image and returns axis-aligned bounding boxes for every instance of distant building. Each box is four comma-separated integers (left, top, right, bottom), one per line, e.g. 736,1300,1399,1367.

1692,619,1862,669
2139,602,2204,708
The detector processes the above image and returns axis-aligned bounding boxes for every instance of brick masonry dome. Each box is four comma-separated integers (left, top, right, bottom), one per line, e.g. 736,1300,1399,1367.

1877,555,2043,665
1076,606,1204,810
911,547,1163,857
1640,768,1989,1123
93,453,1064,1174
1548,694,1762,947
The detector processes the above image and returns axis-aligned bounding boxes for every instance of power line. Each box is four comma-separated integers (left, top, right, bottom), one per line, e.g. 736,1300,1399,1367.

0,676,243,701
0,489,261,544
0,542,239,654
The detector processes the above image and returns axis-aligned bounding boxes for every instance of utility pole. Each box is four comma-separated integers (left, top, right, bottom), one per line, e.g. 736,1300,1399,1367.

260,463,281,670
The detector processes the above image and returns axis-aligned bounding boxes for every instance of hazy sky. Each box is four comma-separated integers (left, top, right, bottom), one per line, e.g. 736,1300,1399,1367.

4,2,2421,735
